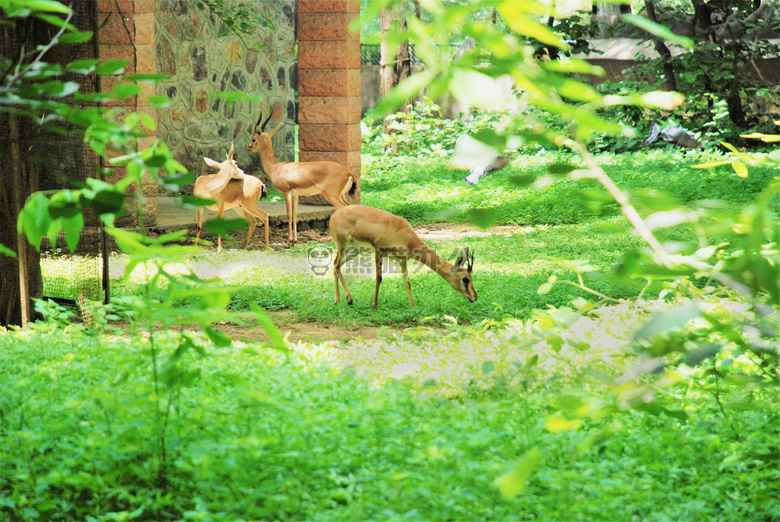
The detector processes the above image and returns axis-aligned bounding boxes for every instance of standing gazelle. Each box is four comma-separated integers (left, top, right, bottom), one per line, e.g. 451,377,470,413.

247,109,357,247
195,143,270,251
330,205,477,307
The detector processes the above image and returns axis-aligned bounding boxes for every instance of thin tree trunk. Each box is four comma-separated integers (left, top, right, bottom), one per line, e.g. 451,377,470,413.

546,1,560,61
644,0,678,92
380,5,412,152
1,19,43,327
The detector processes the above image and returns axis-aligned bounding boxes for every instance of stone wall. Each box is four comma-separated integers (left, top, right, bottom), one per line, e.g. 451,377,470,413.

155,0,297,190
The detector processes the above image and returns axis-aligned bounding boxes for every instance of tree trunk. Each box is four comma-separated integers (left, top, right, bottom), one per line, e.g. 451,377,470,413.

379,5,412,152
379,8,411,99
0,115,43,328
546,2,560,61
1,20,44,327
644,0,678,92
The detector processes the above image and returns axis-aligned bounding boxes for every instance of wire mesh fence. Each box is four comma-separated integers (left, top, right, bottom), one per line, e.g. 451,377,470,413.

2,2,109,306
361,43,461,65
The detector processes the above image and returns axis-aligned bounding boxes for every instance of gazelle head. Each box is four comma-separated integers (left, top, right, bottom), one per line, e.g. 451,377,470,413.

203,142,244,179
448,247,477,302
247,110,284,154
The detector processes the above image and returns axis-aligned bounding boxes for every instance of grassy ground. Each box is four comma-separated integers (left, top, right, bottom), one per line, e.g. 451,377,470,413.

9,148,779,520
102,148,777,329
1,308,777,520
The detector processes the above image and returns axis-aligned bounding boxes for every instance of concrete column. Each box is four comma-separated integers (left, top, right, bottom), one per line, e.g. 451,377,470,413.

297,0,362,203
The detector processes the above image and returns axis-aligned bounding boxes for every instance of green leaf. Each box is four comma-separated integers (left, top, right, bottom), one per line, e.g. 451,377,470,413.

205,326,232,348
59,31,93,44
250,303,287,352
146,95,171,107
18,192,52,250
66,59,99,73
493,449,542,499
481,361,495,374
375,68,436,115
61,213,84,252
547,163,579,176
95,59,129,75
634,305,701,341
731,161,748,178
537,282,553,295
34,12,75,30
499,2,568,49
685,343,721,367
544,414,582,432
203,217,248,237
622,14,693,49
20,0,70,13
0,244,17,258
465,208,500,229
112,83,142,99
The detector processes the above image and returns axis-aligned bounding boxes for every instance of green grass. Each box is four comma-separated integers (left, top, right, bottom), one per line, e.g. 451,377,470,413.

361,149,779,226
1,315,777,521
92,149,780,328
12,149,780,521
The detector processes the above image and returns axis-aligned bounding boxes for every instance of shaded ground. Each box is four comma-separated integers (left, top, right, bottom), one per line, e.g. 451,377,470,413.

211,311,410,344
112,222,523,344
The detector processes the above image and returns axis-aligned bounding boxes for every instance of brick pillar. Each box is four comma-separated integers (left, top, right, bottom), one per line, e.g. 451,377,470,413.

297,0,362,204
134,0,158,227
97,0,158,227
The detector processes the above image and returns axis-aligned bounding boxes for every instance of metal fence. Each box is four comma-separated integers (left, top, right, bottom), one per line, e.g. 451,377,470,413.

1,3,110,307
361,43,461,65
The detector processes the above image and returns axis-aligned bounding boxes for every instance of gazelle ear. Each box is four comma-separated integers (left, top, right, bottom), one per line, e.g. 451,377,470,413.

454,247,469,270
267,120,284,137
227,142,235,161
204,157,221,168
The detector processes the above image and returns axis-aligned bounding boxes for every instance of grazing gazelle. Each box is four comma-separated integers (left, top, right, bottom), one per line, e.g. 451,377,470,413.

329,205,477,307
194,143,270,251
247,109,357,247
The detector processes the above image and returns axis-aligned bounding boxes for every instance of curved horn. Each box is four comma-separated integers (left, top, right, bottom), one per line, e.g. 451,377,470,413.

255,111,273,133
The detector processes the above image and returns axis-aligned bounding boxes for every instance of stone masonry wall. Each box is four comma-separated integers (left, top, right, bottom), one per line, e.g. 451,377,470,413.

155,0,297,191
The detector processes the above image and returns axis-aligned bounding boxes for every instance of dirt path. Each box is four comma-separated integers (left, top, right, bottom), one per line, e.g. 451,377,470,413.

212,311,408,344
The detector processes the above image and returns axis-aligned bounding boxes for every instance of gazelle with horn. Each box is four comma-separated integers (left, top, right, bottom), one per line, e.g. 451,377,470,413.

195,143,270,251
330,205,477,307
247,109,358,246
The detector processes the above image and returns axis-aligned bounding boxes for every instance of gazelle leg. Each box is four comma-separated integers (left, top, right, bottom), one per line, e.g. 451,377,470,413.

242,201,270,249
235,207,256,249
323,191,348,209
334,246,353,305
195,207,204,245
400,258,414,306
217,202,226,252
284,192,294,247
291,194,299,245
372,250,383,308
334,244,359,305
262,212,270,249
